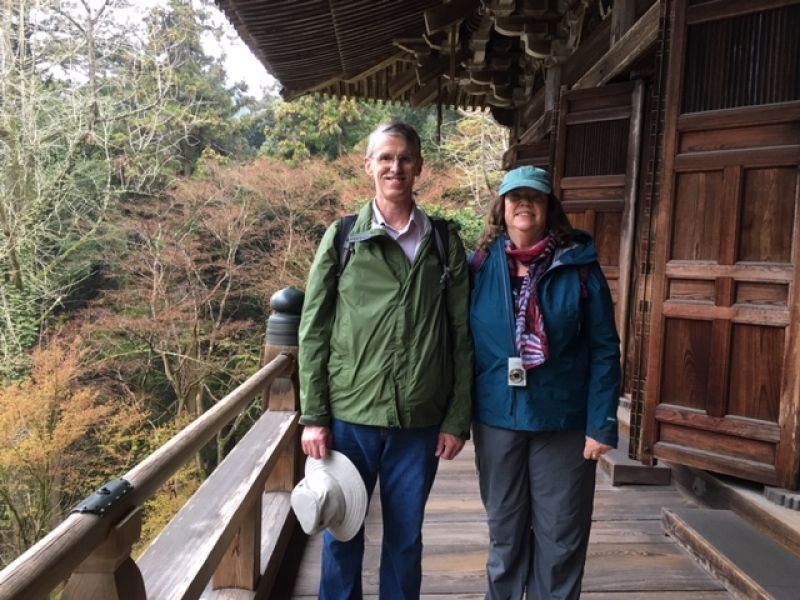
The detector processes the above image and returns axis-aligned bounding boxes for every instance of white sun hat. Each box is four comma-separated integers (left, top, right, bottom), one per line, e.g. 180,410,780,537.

290,450,368,542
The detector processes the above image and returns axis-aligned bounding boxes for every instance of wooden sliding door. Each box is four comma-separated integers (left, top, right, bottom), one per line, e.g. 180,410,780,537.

643,0,800,488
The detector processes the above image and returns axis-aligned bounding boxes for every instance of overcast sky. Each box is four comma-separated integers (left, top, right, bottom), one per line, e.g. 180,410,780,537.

205,4,277,98
104,0,277,98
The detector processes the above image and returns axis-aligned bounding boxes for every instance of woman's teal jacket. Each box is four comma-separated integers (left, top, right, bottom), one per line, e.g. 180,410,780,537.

470,232,621,446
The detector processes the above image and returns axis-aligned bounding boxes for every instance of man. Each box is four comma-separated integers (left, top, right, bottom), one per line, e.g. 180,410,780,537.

298,121,473,600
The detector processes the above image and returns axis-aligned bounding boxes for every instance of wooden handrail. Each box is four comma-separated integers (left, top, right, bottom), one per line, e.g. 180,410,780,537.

126,354,293,504
0,353,295,600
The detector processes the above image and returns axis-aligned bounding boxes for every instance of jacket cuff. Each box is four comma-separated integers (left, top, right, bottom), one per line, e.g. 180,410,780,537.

299,415,331,428
587,428,618,447
440,422,470,440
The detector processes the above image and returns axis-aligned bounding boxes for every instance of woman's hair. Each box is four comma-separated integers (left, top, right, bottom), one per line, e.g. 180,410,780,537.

476,191,574,252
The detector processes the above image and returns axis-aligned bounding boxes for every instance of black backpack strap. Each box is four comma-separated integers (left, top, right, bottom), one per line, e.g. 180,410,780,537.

430,218,450,288
334,214,358,278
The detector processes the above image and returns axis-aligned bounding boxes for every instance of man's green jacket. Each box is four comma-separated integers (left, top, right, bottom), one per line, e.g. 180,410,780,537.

298,201,473,438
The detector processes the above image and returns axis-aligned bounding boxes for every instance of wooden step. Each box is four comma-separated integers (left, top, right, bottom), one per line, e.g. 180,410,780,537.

671,463,800,557
599,438,671,486
663,508,800,600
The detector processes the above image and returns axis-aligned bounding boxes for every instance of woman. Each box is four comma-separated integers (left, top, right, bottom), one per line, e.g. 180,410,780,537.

470,165,621,600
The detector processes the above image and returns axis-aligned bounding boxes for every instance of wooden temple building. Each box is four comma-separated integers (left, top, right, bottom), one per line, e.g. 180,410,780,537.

1,0,799,598
216,0,800,494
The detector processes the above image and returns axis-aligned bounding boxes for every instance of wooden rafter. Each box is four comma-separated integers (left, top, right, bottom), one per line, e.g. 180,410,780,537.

424,0,481,33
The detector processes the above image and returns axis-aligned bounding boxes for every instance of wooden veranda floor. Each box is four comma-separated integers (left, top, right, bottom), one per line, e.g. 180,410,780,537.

287,441,731,599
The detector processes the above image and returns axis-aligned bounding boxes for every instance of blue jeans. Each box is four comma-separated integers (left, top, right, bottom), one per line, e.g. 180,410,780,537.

319,419,440,600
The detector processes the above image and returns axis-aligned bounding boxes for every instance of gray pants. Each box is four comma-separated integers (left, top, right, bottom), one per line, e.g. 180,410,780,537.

474,424,596,600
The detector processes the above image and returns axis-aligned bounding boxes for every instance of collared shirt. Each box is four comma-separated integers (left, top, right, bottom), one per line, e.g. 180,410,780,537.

371,200,431,263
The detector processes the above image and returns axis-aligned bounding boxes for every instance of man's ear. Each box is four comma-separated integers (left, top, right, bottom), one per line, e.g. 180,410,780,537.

364,155,373,176
415,157,424,176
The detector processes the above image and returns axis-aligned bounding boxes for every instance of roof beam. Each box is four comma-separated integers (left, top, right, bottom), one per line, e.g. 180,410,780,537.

388,67,419,98
424,0,481,33
610,0,636,44
572,1,659,90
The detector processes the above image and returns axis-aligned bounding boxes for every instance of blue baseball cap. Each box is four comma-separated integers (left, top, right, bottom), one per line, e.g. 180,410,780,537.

498,166,552,196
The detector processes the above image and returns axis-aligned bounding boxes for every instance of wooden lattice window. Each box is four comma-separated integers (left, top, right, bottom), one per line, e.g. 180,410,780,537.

682,4,800,112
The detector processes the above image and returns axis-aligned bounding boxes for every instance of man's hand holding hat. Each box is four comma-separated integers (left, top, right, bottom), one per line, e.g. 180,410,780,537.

301,425,331,459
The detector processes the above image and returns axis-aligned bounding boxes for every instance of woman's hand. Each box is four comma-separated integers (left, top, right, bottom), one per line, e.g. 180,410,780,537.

583,436,612,461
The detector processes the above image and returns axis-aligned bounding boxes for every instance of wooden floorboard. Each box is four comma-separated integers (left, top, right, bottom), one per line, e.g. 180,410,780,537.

289,441,730,598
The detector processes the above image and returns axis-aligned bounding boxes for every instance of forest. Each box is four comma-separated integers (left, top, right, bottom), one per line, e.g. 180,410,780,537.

0,0,508,565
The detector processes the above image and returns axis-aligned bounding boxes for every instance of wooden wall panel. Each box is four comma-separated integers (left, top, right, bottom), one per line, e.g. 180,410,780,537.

668,279,715,303
660,423,776,464
661,318,712,410
728,324,784,422
670,171,723,261
734,282,788,308
738,167,796,263
594,212,622,267
679,123,800,153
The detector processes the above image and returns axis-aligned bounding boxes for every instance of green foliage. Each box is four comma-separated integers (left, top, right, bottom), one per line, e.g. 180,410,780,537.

257,95,461,162
423,203,485,250
260,95,368,161
0,0,512,569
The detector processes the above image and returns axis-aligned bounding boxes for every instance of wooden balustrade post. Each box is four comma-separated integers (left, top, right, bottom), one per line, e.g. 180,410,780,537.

211,287,304,594
212,495,262,591
263,286,304,492
62,509,145,600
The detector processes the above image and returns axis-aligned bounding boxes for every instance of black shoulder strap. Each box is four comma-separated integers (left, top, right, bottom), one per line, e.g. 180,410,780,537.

430,218,450,288
335,214,358,278
336,214,451,285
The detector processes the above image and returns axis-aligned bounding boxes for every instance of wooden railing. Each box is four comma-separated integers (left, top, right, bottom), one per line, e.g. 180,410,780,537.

0,288,305,600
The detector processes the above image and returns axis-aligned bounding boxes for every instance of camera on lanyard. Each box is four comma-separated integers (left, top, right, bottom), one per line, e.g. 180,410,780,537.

507,357,527,387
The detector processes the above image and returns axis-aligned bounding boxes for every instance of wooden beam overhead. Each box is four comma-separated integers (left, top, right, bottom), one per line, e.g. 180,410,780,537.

423,30,450,51
410,77,440,107
610,0,637,44
462,81,491,95
417,49,469,85
493,16,550,37
560,10,612,86
520,36,553,59
544,65,561,112
487,0,550,17
470,16,494,64
388,67,419,98
424,0,481,34
393,38,433,58
519,109,553,143
486,0,517,17
572,1,659,90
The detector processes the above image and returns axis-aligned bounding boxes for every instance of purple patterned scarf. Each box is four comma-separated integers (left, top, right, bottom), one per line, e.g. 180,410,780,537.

505,235,556,369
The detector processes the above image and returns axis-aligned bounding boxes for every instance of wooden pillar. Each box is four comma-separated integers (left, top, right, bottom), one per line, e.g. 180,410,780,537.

544,65,562,114
62,510,145,600
611,0,636,45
